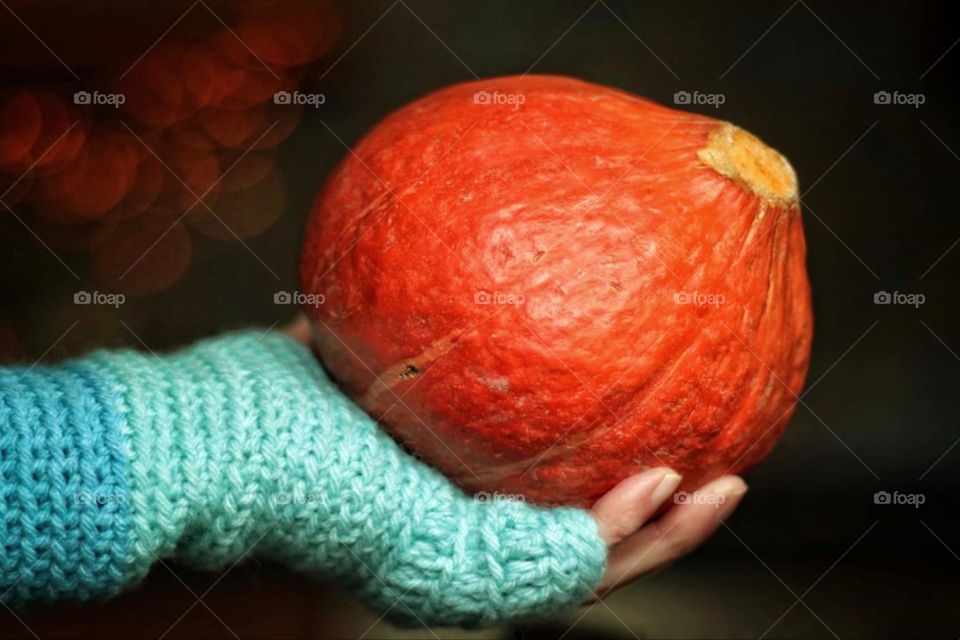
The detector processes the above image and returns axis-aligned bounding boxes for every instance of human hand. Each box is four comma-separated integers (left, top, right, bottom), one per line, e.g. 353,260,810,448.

590,468,747,599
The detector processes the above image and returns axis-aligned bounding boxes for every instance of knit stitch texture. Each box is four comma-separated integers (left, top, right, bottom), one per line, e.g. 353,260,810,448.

0,362,131,603
1,330,607,627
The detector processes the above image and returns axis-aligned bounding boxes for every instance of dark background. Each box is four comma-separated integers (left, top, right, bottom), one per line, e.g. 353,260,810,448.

2,1,959,638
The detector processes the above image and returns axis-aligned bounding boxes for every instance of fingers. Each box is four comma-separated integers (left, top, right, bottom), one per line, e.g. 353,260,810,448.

591,467,682,545
596,475,747,596
281,314,312,345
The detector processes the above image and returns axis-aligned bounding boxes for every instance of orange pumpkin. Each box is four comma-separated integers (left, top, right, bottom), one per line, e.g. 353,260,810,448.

302,75,813,506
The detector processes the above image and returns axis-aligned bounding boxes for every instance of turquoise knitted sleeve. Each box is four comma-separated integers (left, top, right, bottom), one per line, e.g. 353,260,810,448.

0,330,607,627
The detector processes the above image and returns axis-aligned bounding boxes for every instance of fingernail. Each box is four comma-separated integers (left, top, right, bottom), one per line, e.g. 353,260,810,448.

718,482,748,518
651,471,683,506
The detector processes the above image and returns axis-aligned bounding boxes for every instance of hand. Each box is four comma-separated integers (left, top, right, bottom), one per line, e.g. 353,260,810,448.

591,468,747,599
284,314,749,602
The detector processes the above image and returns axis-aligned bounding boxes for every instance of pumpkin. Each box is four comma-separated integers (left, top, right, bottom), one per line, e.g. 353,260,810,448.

301,75,813,506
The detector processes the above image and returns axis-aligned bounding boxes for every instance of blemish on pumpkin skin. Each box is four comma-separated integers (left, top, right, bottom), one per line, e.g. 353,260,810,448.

359,328,463,407
399,364,420,380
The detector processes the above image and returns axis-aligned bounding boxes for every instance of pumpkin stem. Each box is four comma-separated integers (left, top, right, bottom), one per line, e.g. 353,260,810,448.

698,123,798,205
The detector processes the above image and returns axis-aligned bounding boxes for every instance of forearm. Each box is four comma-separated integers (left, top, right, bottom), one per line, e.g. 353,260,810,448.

0,331,605,626
0,333,291,602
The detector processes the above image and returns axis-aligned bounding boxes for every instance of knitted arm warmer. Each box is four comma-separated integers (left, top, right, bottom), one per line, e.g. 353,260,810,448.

0,330,606,627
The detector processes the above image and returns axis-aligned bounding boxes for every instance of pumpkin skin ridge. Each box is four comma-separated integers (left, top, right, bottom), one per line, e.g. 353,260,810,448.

301,74,813,506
